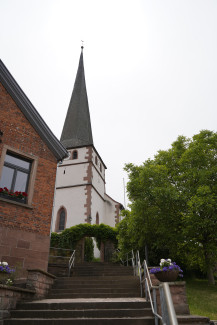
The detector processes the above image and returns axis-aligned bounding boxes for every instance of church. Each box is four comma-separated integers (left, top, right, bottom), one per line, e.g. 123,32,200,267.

51,47,122,233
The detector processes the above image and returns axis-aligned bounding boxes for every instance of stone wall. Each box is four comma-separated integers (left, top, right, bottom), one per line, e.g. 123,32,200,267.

0,269,55,324
0,285,34,324
26,269,56,299
153,282,190,316
0,228,50,280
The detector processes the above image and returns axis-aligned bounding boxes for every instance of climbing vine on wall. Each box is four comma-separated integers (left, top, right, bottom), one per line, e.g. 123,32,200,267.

51,223,118,250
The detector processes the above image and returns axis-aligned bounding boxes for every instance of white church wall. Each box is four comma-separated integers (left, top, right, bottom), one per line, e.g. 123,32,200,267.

65,147,88,165
52,186,86,231
104,194,120,227
104,200,116,227
91,167,105,197
92,149,105,179
91,189,106,225
56,164,88,187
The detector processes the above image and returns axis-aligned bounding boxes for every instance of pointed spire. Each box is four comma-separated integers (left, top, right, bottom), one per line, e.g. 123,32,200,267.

60,47,93,148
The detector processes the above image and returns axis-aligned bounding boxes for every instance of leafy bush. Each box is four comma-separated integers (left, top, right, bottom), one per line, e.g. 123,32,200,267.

50,223,118,250
84,237,94,262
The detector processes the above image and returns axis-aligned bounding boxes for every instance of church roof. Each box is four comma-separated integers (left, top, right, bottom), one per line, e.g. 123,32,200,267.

60,48,93,148
0,60,68,161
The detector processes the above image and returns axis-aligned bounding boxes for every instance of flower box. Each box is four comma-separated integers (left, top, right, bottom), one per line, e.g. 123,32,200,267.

0,187,27,203
150,258,183,283
154,270,179,282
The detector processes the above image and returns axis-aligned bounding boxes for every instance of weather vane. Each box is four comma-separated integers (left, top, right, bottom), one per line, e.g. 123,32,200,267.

81,40,84,50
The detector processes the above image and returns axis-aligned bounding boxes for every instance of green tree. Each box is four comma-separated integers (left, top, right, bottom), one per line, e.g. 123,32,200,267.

121,130,217,284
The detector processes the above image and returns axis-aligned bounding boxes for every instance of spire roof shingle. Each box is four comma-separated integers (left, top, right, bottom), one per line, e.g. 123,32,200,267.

60,49,93,148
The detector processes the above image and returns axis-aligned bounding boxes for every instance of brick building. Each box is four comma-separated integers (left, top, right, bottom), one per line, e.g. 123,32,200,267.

0,60,68,279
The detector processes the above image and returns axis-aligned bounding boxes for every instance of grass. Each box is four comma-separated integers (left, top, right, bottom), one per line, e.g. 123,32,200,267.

185,278,217,320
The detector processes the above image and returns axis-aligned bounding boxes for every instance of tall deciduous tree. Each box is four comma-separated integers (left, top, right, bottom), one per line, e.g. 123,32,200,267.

119,130,217,284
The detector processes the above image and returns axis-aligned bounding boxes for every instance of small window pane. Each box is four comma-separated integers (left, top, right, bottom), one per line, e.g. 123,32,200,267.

72,151,78,159
5,154,31,170
14,171,28,192
0,166,14,190
59,210,65,230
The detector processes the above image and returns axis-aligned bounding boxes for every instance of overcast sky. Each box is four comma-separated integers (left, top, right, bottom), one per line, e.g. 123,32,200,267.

1,0,217,206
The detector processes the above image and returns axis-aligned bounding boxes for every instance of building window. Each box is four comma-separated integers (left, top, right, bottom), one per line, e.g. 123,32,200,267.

55,207,67,232
0,145,38,206
0,152,31,203
59,209,66,231
100,163,102,172
72,150,78,159
95,156,98,165
96,212,99,225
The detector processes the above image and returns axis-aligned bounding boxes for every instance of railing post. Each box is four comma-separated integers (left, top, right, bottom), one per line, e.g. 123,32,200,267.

160,285,169,325
162,283,178,325
153,289,158,325
144,268,147,300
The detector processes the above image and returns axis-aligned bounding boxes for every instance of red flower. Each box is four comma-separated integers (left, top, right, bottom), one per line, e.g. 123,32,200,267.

0,188,28,198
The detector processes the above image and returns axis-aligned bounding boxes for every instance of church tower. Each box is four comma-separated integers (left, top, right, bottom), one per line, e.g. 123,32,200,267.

52,48,121,233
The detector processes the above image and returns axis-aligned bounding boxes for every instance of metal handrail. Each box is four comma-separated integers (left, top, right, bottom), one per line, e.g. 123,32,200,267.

133,251,178,325
142,258,164,324
119,250,134,267
68,250,76,277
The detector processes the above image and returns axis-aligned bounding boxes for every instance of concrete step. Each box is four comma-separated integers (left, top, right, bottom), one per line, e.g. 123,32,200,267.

4,317,155,324
16,299,150,310
5,316,210,325
70,272,133,277
48,263,134,277
71,263,134,277
53,283,139,289
56,275,138,282
73,263,132,268
177,315,210,324
53,277,140,288
47,292,141,298
72,266,133,270
71,270,133,274
5,299,155,325
50,287,140,293
10,308,153,318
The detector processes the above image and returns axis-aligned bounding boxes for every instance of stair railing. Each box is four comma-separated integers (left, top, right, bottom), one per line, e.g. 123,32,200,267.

68,250,76,277
133,250,178,325
118,250,135,268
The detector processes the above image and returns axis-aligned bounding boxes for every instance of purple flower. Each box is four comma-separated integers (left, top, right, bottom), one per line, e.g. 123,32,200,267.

149,259,183,276
0,262,15,274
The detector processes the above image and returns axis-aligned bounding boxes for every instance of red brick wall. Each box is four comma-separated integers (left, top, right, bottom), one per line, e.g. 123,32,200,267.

0,82,57,274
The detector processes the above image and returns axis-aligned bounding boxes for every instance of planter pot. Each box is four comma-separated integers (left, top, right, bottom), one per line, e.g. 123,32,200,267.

154,270,179,282
0,273,9,284
0,193,26,203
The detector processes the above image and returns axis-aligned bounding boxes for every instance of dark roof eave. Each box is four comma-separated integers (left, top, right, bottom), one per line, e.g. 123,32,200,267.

0,60,68,161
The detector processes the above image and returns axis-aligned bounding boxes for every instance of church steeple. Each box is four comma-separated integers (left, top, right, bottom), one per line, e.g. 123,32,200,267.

60,47,93,148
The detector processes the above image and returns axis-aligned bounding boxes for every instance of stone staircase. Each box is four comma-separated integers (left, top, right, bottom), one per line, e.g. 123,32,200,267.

4,262,155,324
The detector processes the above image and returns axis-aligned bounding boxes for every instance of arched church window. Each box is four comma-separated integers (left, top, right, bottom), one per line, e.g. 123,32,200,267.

72,150,78,160
96,212,99,225
59,209,66,231
55,207,67,232
100,163,102,172
95,156,98,165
